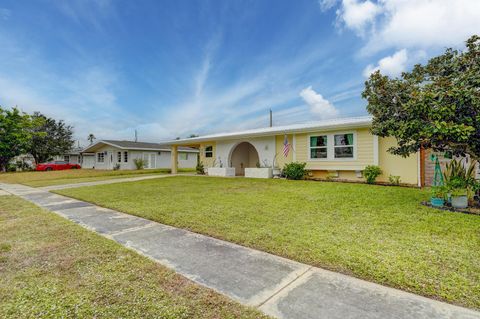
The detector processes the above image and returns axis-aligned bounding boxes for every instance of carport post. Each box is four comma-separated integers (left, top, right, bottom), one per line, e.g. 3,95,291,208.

171,145,178,174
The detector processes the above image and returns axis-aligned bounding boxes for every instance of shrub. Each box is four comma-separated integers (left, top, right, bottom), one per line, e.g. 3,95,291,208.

443,159,477,187
431,185,447,199
133,158,146,170
388,175,401,186
196,161,205,175
282,162,307,180
113,163,120,171
363,165,382,184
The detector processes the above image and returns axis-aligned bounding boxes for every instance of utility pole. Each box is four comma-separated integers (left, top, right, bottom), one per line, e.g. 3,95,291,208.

135,130,138,142
269,109,273,127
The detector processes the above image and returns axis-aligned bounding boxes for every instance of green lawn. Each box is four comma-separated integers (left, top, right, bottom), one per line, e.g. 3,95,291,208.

0,168,194,187
56,176,480,310
0,195,267,318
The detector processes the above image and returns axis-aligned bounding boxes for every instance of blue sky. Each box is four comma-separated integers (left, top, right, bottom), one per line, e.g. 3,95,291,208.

0,0,479,144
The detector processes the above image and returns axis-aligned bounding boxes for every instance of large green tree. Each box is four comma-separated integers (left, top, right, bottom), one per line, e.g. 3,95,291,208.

28,112,75,164
0,107,38,171
363,35,480,160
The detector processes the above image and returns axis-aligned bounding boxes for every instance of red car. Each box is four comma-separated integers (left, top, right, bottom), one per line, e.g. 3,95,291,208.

36,161,81,171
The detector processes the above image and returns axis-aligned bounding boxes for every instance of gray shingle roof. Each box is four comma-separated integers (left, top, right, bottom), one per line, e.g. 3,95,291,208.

103,140,169,149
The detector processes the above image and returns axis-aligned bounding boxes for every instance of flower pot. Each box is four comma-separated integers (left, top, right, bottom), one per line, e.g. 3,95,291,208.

430,197,445,207
244,167,273,179
451,195,468,209
207,167,236,177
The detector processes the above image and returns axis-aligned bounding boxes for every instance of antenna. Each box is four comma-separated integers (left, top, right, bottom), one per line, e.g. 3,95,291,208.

269,109,273,127
134,130,138,142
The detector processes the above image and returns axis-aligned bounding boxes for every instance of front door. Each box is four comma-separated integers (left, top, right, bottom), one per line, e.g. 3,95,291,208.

143,153,156,169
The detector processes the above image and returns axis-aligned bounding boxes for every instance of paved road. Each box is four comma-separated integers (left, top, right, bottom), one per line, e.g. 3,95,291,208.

1,182,479,319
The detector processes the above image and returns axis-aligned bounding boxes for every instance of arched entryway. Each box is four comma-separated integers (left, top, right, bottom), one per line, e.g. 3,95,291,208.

229,142,260,176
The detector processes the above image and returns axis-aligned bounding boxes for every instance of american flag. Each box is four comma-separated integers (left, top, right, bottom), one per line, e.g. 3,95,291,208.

283,134,290,157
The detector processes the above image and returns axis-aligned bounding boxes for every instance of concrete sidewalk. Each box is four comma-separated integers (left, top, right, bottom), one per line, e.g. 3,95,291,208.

1,182,479,319
38,173,195,191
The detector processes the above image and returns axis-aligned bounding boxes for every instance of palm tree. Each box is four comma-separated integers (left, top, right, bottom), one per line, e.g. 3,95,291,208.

87,133,96,145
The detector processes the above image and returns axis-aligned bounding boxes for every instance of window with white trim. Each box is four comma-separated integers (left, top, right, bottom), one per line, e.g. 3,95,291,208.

309,135,328,159
205,146,213,158
179,153,188,160
117,152,122,163
64,155,70,162
124,151,128,162
97,152,105,163
334,133,354,158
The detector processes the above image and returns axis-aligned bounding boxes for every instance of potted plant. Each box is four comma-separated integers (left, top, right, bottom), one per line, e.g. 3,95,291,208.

447,176,468,209
430,186,447,207
451,188,468,209
245,159,273,178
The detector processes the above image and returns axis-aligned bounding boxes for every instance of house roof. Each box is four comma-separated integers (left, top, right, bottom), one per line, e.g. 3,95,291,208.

169,116,373,144
82,140,198,153
64,147,84,155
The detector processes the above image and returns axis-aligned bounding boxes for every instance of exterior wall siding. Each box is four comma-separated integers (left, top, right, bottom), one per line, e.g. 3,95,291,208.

377,137,419,185
54,155,80,164
294,128,374,170
275,134,293,169
92,145,197,170
273,129,419,185
199,142,217,167
185,127,420,185
199,137,276,169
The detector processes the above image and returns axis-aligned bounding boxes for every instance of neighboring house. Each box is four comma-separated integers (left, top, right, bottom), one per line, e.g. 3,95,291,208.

168,116,424,186
52,147,96,168
81,140,198,170
53,147,83,165
11,154,35,171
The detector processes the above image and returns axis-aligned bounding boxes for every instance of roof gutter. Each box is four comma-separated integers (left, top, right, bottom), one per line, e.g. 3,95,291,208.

167,120,372,145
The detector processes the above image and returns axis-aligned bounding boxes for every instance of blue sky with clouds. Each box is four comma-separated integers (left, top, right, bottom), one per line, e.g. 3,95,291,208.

0,0,479,144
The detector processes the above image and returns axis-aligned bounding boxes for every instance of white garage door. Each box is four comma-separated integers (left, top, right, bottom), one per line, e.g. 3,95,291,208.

82,155,95,169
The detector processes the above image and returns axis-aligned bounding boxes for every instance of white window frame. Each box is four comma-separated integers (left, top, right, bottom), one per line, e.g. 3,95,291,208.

117,151,122,163
97,152,105,163
308,131,357,161
64,155,70,162
124,151,128,163
179,153,188,160
308,135,328,160
333,133,356,160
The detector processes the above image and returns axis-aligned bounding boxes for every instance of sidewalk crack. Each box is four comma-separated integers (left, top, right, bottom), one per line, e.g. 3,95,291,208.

257,266,313,308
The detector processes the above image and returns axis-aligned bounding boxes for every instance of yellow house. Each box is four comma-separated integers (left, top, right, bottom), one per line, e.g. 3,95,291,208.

168,116,421,186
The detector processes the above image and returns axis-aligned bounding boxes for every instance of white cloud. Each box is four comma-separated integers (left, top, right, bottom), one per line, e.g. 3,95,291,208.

0,8,11,20
330,0,480,54
363,49,408,77
369,0,480,53
300,86,339,119
337,0,382,35
319,0,339,11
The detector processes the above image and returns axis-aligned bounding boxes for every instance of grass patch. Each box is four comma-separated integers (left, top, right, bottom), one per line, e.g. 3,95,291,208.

0,195,267,318
56,176,480,309
0,168,194,187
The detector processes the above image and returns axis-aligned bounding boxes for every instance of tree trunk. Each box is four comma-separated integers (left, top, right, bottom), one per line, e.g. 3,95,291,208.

31,153,39,165
0,158,9,172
